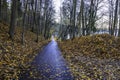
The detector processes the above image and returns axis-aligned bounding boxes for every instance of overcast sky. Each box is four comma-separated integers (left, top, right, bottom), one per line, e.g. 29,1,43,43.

53,0,63,22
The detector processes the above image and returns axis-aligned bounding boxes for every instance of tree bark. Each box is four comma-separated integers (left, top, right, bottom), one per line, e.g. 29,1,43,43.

71,0,77,39
9,0,18,40
3,0,7,22
0,0,1,21
22,0,28,45
81,0,85,35
118,0,120,37
112,0,118,35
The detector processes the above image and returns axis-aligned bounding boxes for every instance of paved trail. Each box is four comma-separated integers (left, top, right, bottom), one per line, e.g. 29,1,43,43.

30,40,73,80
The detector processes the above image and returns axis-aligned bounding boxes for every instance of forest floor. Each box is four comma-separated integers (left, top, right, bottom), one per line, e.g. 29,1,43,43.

0,23,120,80
59,34,120,80
0,23,49,79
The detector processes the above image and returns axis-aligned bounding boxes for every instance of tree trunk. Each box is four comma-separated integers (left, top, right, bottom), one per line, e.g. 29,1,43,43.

34,0,39,42
31,0,34,32
3,0,7,22
78,0,82,36
0,0,1,21
87,0,94,35
118,0,120,37
112,0,118,35
22,0,28,45
9,0,18,40
43,0,47,39
39,0,42,36
109,6,112,34
72,0,77,39
81,0,85,35
69,5,73,39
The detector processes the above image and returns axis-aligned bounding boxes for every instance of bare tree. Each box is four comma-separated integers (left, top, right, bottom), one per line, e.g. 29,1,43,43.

22,0,28,44
0,0,1,21
9,0,18,40
118,0,120,37
108,0,113,35
71,0,77,38
111,0,118,35
2,0,7,22
0,0,8,22
78,0,85,36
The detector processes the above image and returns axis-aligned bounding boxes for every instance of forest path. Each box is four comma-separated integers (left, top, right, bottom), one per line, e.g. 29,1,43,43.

31,39,73,80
